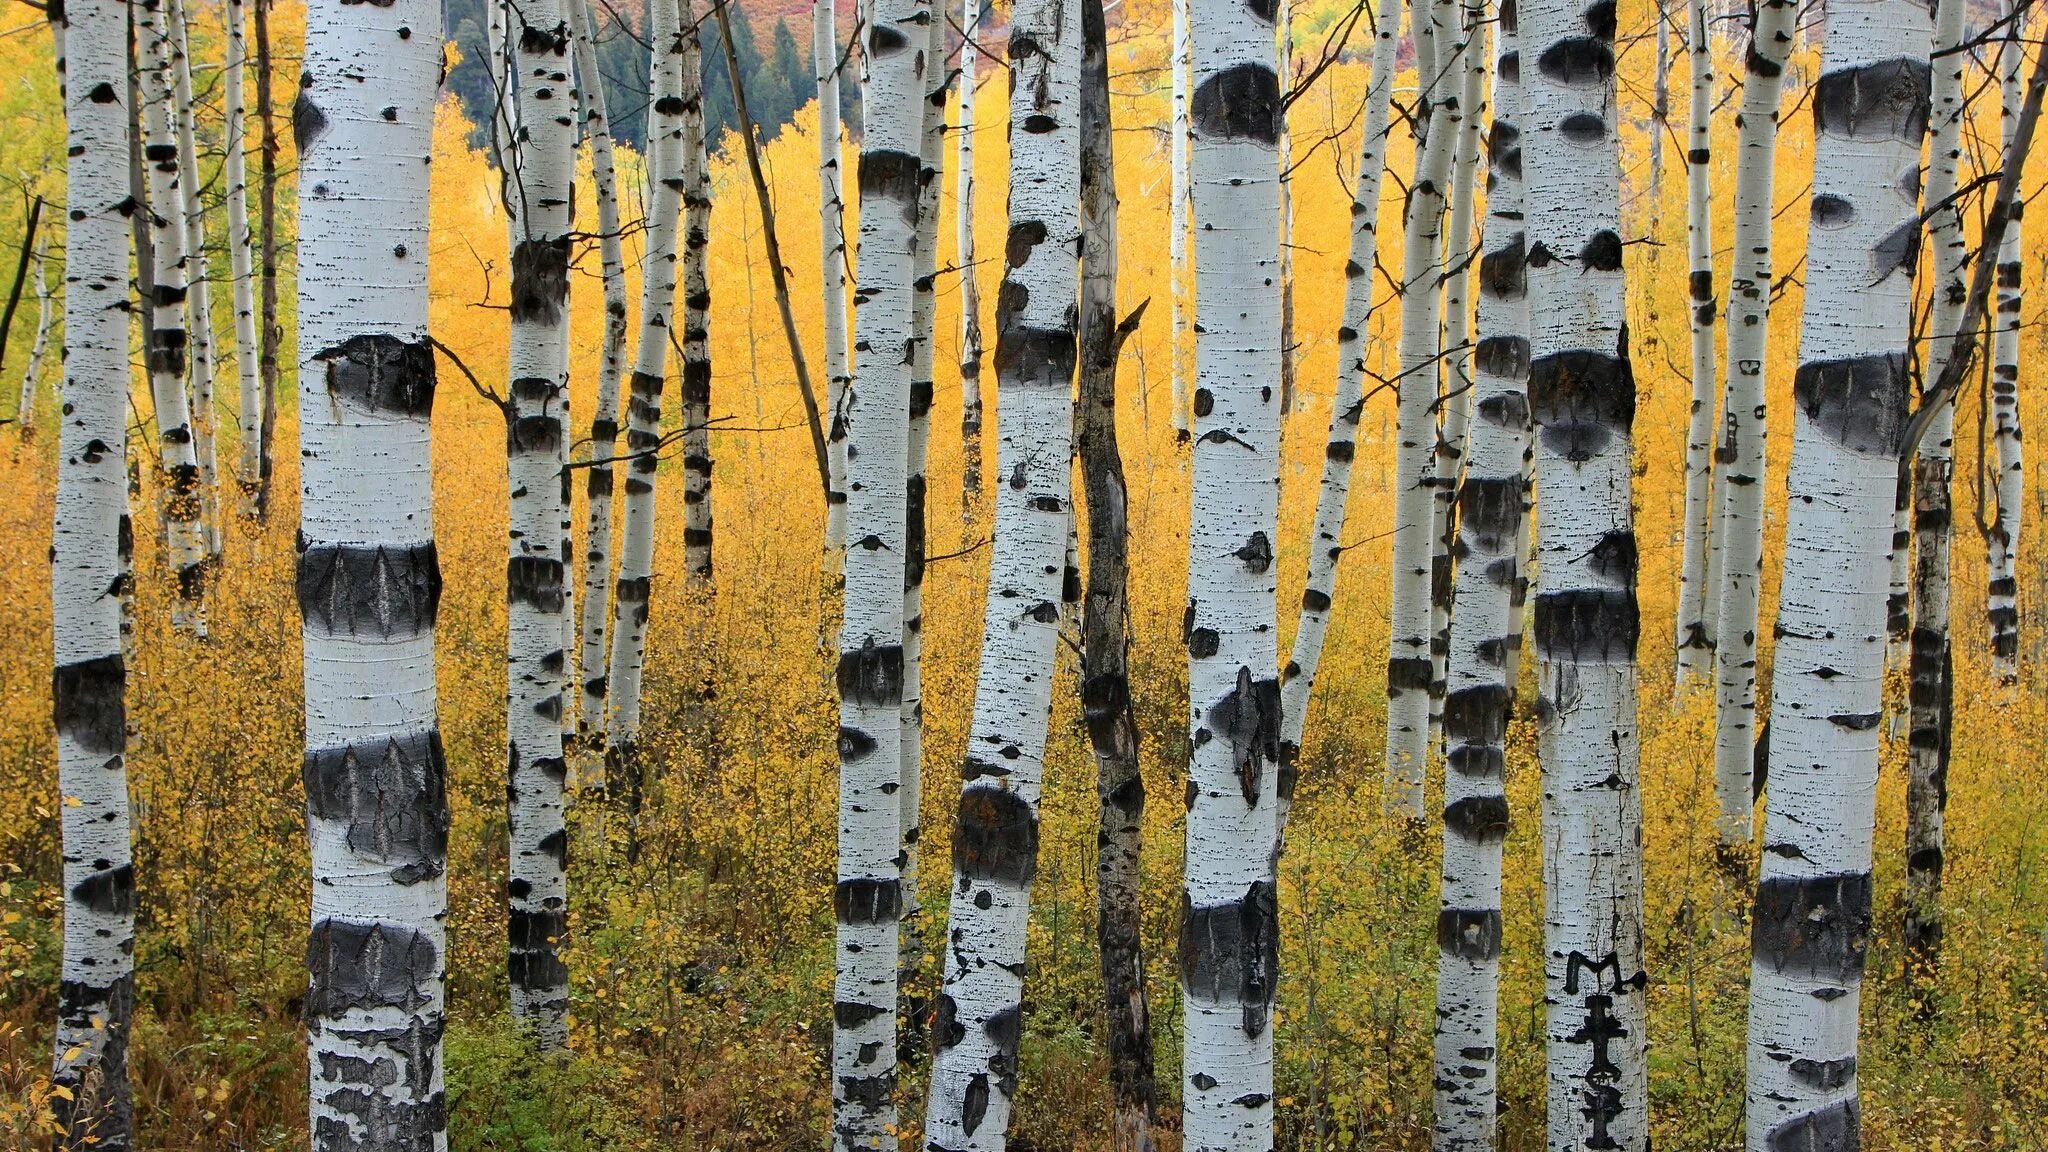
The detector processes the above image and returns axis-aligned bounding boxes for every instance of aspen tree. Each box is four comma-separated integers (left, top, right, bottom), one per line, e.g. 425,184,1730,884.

572,0,630,756
923,0,1080,1138
502,0,575,1048
295,0,449,1137
1169,0,1192,442
1709,0,1795,847
832,0,929,1141
958,0,984,514
1989,6,2026,683
225,0,263,518
603,0,691,803
137,0,207,633
252,0,280,518
1180,0,1285,1139
1386,0,1460,818
50,0,136,1142
1746,0,1933,1143
1277,0,1406,836
1521,0,1648,1145
820,0,852,555
18,228,52,424
1673,0,1718,689
1277,0,1296,417
1432,5,1528,1145
167,0,220,556
1903,0,1968,961
681,61,713,589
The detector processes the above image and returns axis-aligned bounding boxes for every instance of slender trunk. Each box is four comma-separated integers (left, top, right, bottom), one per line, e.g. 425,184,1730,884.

1385,0,1458,818
1989,5,2026,683
832,0,929,1141
1649,0,1669,216
1168,0,1191,443
572,0,630,759
503,0,575,1048
254,0,279,518
1523,0,1648,1146
19,226,54,425
0,196,41,393
1276,0,1295,418
1076,8,1155,1149
1276,0,1405,837
1431,4,1521,1146
1745,0,1934,1144
167,0,220,558
922,0,1079,1141
602,0,690,808
957,0,984,517
137,0,208,633
680,54,713,589
1673,0,1718,689
1902,0,1969,963
224,0,262,517
1179,0,1284,1141
1708,0,1794,848
819,0,852,608
296,0,448,1140
49,1,136,1144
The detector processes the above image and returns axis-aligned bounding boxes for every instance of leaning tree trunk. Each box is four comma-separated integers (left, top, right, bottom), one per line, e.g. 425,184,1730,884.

295,0,448,1140
571,0,629,759
1673,0,1718,689
680,83,714,589
1431,4,1526,1145
167,0,220,558
832,0,928,1143
1989,6,2026,684
137,0,208,633
1168,0,1192,442
1522,0,1649,1147
819,0,852,572
225,0,263,518
958,0,984,516
1902,0,1968,964
1745,0,1933,1145
1179,0,1285,1142
1076,4,1156,1147
1708,0,1795,849
1275,0,1405,838
922,0,1080,1142
601,0,690,806
50,0,136,1144
503,0,574,1049
1385,0,1458,818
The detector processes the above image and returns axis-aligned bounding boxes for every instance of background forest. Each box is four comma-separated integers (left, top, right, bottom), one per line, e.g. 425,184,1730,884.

0,0,2046,1148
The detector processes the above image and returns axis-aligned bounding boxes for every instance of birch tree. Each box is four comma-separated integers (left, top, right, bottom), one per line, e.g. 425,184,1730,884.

832,0,928,1141
225,0,263,518
1673,0,1718,689
923,0,1080,1139
1433,4,1527,1144
1746,0,1933,1143
503,0,575,1048
18,227,52,425
958,0,985,514
681,70,714,589
572,0,630,757
1989,7,2026,683
820,0,852,558
1276,0,1405,837
602,0,690,804
1521,0,1648,1145
1180,0,1284,1139
50,0,136,1142
1386,0,1459,817
137,0,208,633
295,0,449,1138
167,0,220,556
1709,0,1795,848
1169,0,1192,442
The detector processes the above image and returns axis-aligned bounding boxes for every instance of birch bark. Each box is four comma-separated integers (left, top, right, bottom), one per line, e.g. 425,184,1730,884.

167,0,220,557
958,0,984,514
1989,6,2026,683
821,0,852,557
681,70,713,589
1673,0,1718,688
226,0,263,517
1169,0,1193,442
18,228,52,424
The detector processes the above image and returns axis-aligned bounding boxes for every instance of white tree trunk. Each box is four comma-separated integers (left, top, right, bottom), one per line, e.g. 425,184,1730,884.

1673,0,1718,689
1275,0,1405,838
226,0,263,518
1180,0,1284,1142
958,0,985,515
1432,5,1523,1146
1708,0,1795,847
50,1,136,1143
167,0,220,558
295,0,447,1139
1989,6,2026,683
19,227,53,423
571,0,629,759
923,2,1080,1143
503,0,575,1048
1385,0,1458,818
1902,0,1967,960
601,0,690,797
1522,0,1648,1146
1276,0,1295,417
1168,0,1192,442
681,78,714,588
833,0,929,1142
1745,0,1931,1144
821,0,852,559
137,0,208,633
